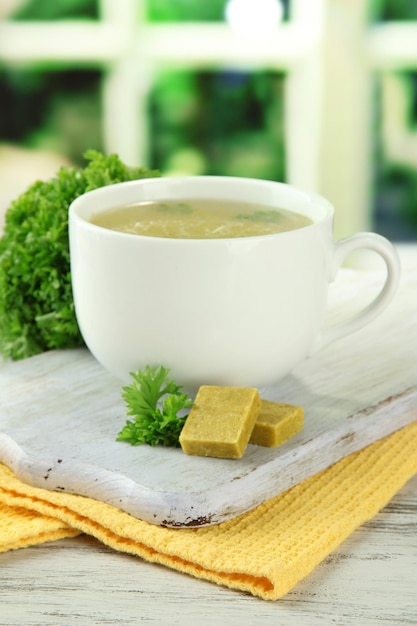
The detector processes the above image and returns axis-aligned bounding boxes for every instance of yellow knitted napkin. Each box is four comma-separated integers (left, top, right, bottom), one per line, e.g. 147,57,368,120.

1,421,416,601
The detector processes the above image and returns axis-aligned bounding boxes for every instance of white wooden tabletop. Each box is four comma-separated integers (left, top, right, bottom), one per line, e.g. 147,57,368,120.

1,244,416,625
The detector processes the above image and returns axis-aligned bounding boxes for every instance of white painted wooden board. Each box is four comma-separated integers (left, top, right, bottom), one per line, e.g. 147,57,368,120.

0,267,416,528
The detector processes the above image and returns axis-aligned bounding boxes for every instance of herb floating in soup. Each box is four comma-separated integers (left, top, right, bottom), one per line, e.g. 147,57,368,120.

90,199,313,239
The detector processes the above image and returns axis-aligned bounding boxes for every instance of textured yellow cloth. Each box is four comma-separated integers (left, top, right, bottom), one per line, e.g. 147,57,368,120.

1,421,416,600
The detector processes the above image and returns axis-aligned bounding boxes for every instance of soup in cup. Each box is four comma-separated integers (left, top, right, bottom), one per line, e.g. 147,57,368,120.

69,176,400,391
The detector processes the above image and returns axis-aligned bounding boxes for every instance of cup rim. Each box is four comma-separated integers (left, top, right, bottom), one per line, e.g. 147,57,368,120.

69,175,334,242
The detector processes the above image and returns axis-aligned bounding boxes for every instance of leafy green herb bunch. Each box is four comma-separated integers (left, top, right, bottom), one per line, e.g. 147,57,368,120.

0,150,159,360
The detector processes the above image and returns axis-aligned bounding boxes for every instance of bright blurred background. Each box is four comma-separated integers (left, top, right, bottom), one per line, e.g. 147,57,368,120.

0,0,416,246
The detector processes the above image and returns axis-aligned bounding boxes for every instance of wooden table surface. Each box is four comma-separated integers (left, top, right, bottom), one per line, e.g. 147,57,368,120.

1,245,416,625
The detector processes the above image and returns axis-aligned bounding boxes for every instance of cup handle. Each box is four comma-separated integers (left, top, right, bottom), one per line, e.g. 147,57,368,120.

313,232,401,353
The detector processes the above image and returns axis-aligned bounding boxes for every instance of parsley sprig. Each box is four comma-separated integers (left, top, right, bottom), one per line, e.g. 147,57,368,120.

236,209,282,224
117,365,193,447
0,150,159,361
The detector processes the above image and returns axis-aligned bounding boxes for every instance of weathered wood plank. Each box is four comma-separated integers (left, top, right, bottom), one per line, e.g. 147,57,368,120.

0,267,416,527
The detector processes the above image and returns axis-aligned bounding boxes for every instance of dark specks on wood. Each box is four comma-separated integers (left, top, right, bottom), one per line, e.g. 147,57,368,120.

44,459,63,481
161,514,214,528
347,387,415,420
337,432,355,445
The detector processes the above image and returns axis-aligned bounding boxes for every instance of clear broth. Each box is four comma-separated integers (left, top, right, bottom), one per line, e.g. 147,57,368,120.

90,199,313,239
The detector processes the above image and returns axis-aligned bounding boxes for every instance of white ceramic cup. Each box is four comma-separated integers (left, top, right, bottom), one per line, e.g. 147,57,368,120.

69,176,400,390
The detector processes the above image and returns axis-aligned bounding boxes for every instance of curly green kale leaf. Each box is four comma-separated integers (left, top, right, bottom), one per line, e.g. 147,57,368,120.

0,150,159,360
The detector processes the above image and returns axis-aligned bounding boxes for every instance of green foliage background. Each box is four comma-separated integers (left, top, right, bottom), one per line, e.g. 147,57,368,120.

0,0,416,238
